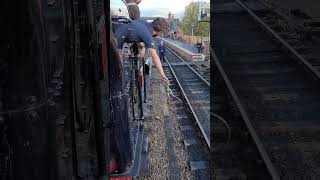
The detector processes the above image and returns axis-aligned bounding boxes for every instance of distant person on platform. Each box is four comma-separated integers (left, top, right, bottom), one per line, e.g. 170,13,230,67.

124,0,142,20
158,40,166,63
196,42,203,53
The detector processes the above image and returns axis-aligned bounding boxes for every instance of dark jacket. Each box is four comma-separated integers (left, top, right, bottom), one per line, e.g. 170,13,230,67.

115,19,155,49
158,45,166,54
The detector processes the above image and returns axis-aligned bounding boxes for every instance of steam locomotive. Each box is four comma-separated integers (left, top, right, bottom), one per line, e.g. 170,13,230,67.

0,1,146,179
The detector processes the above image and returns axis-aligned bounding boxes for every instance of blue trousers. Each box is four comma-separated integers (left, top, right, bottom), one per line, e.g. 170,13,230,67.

160,53,165,63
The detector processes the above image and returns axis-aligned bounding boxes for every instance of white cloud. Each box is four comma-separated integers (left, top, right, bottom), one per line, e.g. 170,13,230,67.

139,0,191,17
111,0,210,18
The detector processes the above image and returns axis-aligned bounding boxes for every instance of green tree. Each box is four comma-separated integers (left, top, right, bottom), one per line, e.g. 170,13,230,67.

181,2,209,37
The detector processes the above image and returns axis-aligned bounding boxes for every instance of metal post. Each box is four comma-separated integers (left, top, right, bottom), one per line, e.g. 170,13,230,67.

134,56,144,121
191,23,194,37
137,67,144,120
131,57,135,120
143,57,147,102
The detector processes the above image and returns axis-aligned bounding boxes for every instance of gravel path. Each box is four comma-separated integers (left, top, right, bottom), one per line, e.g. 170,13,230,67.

167,104,192,180
140,67,170,180
140,67,193,180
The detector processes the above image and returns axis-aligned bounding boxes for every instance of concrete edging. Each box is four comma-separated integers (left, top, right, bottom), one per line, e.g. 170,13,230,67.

158,37,205,61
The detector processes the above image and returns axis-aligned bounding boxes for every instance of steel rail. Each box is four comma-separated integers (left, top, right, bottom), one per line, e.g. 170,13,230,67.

156,38,210,86
163,46,210,148
210,45,281,179
212,1,320,179
236,0,320,80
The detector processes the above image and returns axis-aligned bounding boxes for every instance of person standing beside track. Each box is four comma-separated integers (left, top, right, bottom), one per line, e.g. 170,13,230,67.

115,17,170,83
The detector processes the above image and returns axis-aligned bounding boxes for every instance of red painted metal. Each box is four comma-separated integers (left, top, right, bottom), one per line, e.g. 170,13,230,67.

109,158,118,174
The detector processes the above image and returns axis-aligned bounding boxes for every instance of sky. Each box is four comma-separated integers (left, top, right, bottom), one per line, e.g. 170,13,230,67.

111,0,209,19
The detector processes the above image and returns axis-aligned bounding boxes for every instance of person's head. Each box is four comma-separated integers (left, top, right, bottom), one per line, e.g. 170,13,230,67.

151,17,168,37
160,40,163,45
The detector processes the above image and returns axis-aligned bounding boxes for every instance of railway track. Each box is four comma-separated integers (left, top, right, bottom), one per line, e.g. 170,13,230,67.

213,0,320,179
239,0,320,73
157,39,210,147
153,40,211,178
190,62,211,84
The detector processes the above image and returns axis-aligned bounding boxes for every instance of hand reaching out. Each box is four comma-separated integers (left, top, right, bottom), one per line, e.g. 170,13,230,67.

161,74,170,85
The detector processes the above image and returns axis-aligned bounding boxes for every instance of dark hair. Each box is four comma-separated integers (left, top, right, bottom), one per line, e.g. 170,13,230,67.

151,17,168,32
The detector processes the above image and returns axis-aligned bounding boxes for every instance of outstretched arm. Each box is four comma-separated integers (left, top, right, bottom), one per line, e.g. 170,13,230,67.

149,48,169,83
